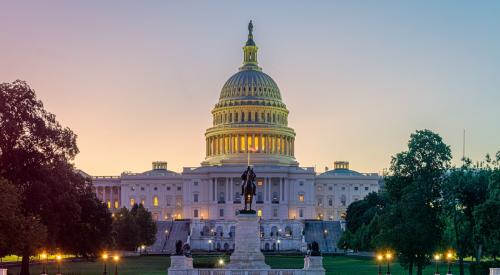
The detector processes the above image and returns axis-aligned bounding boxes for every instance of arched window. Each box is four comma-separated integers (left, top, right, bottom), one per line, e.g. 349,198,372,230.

153,196,159,207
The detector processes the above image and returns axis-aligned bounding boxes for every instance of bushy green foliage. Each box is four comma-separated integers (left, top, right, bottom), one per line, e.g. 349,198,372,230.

113,204,157,251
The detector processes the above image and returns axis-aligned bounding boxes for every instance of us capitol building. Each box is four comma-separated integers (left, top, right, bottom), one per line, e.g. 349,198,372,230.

91,22,380,253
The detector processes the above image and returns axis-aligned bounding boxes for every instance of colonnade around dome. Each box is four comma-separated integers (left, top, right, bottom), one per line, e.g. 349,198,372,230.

212,108,288,126
206,133,294,157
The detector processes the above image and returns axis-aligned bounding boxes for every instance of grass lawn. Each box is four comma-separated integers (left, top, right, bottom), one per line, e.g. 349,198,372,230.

4,255,470,275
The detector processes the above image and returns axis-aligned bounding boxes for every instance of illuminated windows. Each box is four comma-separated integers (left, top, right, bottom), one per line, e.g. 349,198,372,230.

257,209,262,217
240,136,246,152
247,136,252,149
130,198,135,206
114,200,119,209
254,136,259,151
261,135,266,152
298,193,304,202
153,196,159,207
107,200,111,209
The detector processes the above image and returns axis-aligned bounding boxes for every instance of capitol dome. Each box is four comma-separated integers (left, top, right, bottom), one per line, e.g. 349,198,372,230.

203,21,297,166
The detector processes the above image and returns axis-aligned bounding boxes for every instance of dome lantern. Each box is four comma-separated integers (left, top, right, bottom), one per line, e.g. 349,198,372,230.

240,20,261,71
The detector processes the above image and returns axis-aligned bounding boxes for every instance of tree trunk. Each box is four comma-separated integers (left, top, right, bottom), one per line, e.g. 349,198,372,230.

20,248,30,275
417,262,423,275
476,244,483,263
459,256,464,275
408,261,414,275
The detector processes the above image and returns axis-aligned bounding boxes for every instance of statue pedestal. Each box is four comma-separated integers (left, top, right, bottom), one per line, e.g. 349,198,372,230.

227,213,270,269
168,255,193,275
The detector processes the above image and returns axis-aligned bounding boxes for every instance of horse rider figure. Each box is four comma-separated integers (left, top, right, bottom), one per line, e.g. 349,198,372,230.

241,166,257,211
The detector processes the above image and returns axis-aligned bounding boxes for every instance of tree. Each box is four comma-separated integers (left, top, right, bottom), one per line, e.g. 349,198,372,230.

442,162,489,275
376,129,452,275
0,80,112,274
0,178,46,258
131,204,157,247
113,208,141,251
340,192,386,251
474,165,500,261
474,199,500,261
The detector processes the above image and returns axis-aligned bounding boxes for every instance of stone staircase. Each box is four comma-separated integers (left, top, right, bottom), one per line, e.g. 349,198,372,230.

304,220,341,253
160,221,189,254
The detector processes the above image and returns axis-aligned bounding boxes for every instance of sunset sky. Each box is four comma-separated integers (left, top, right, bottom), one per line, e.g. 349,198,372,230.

1,1,499,175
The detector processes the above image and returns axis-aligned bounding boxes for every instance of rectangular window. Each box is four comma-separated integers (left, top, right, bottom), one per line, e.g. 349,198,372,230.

354,187,359,191
153,196,159,207
107,201,111,209
328,199,333,206
261,135,266,152
219,208,224,217
130,198,135,206
273,208,278,217
194,209,199,218
298,194,304,202
299,208,304,218
257,209,262,217
365,187,369,191
194,193,199,202
114,200,119,209
194,181,198,186
240,136,246,152
254,136,259,151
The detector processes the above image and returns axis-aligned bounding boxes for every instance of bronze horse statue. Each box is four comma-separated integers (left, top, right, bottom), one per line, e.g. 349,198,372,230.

241,166,256,211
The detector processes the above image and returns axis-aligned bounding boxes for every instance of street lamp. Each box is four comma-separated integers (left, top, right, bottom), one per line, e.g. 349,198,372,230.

55,254,62,275
376,254,384,275
208,239,213,252
102,253,109,275
385,252,392,275
446,251,454,275
218,258,224,268
434,254,441,275
277,239,281,251
40,252,48,275
113,255,120,275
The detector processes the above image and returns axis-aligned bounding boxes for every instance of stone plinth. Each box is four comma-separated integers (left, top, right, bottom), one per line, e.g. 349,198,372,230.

168,255,194,275
490,268,500,275
227,213,270,269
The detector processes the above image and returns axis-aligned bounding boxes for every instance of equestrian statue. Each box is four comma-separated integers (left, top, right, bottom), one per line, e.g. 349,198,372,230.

241,166,257,212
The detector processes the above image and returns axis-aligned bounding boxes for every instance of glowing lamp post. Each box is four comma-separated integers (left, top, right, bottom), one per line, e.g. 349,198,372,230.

208,239,213,252
102,253,109,275
113,255,120,275
277,239,281,251
434,254,441,275
385,252,392,275
446,251,454,275
218,258,225,268
55,254,62,275
376,254,383,275
40,252,48,275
